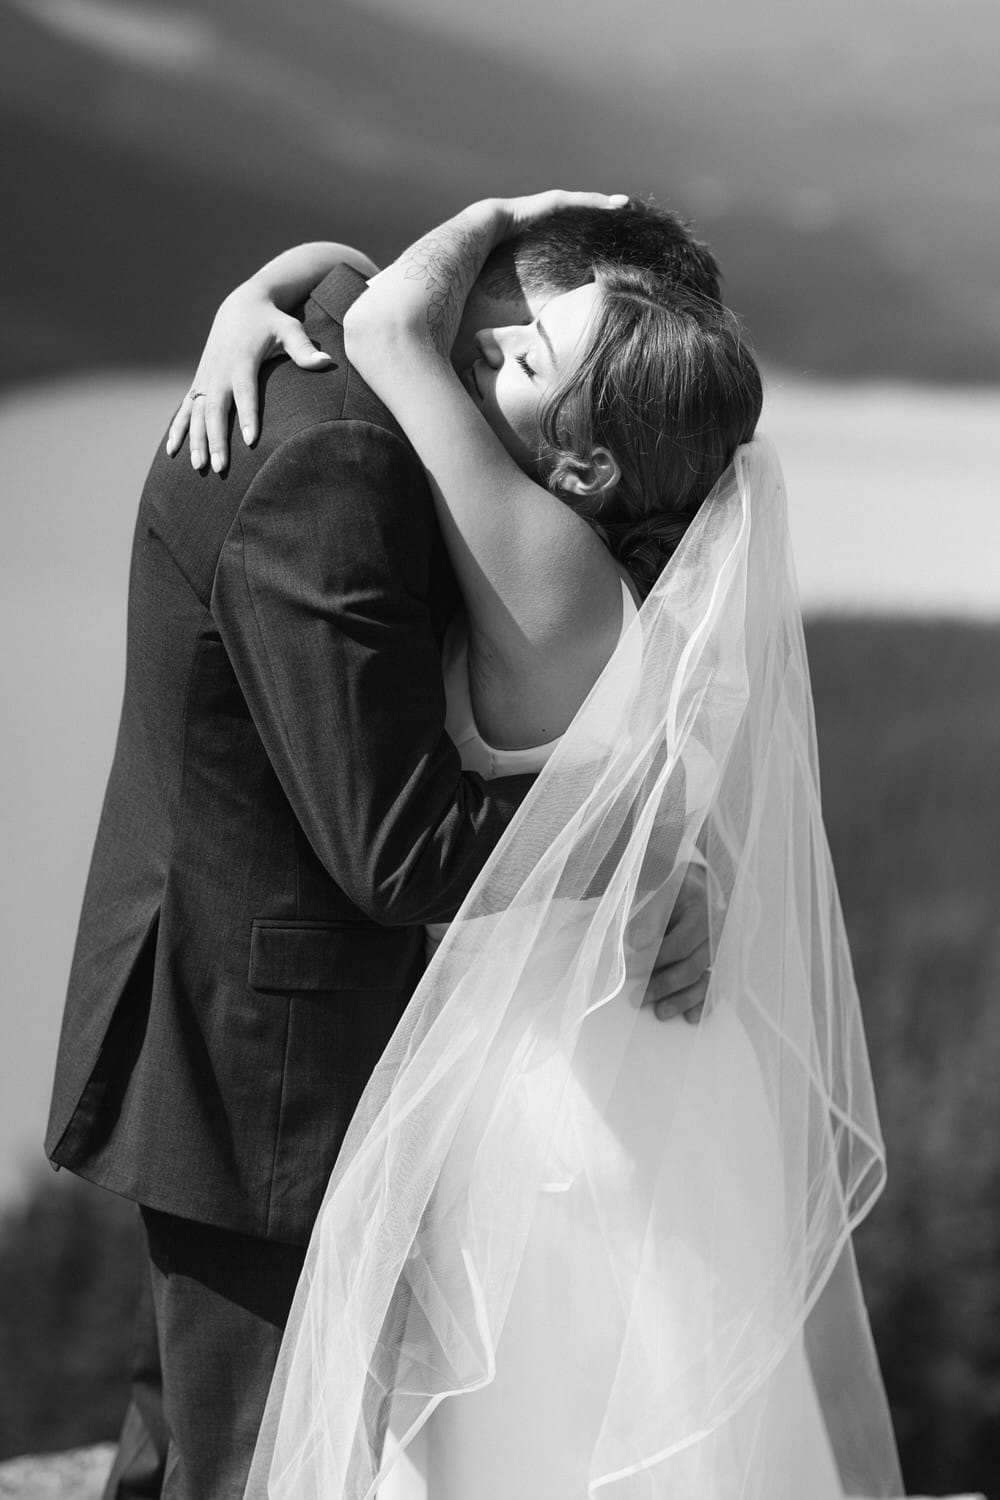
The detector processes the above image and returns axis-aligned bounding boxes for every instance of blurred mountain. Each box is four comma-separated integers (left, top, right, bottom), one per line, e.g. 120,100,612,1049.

1,0,998,385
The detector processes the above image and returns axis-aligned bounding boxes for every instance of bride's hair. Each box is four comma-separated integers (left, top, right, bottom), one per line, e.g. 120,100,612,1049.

540,268,763,595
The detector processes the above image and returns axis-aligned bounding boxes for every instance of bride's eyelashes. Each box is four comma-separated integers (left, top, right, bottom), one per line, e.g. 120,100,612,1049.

516,353,537,379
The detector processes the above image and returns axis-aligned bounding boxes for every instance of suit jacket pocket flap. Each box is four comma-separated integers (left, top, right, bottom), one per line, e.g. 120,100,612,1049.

249,920,416,993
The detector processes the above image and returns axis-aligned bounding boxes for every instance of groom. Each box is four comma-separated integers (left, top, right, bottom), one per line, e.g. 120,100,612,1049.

46,201,721,1500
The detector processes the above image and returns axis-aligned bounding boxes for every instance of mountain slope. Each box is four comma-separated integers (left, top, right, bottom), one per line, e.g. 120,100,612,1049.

2,0,997,384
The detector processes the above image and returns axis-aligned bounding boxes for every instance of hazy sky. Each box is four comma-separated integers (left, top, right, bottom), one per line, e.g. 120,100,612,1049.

4,0,998,383
354,0,993,66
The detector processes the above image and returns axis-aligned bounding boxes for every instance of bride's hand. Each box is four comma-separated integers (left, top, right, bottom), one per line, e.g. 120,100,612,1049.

494,189,630,240
166,284,333,472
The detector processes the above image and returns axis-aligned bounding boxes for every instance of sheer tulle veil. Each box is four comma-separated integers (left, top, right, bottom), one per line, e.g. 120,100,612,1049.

245,437,905,1499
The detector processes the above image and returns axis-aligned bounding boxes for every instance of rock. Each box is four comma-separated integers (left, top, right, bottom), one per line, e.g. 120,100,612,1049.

0,1447,986,1500
0,1445,115,1500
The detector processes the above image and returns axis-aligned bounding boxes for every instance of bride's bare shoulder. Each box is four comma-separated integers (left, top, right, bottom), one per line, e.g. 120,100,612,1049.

467,527,631,747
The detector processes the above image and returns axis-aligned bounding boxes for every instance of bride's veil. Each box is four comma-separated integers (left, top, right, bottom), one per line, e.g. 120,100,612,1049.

245,437,904,1499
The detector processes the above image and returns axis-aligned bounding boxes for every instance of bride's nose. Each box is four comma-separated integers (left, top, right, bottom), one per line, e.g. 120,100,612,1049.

474,328,505,368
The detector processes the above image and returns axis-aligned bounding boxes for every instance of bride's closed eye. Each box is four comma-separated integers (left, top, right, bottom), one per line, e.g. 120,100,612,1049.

516,353,537,379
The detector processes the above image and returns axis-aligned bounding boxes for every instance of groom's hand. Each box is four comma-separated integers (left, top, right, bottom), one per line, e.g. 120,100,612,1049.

643,861,711,1025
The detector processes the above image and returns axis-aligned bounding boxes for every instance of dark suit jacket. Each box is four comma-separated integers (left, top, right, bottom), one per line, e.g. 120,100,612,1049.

45,266,528,1245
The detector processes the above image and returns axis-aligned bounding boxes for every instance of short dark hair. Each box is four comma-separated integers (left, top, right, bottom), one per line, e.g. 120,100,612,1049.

479,198,722,308
540,267,762,595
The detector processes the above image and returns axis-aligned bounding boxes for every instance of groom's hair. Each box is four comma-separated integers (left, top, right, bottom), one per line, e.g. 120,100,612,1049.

479,198,722,308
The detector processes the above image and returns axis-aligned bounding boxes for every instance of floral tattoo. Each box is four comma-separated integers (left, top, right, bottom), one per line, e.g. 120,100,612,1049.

399,213,494,355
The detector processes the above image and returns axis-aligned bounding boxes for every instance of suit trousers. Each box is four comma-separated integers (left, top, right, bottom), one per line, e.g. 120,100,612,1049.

103,1207,306,1500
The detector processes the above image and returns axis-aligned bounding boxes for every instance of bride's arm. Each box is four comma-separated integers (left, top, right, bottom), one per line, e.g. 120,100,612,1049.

344,193,626,682
167,241,379,470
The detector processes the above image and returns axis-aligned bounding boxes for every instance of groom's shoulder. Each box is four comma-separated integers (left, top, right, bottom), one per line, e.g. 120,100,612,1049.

257,300,408,450
132,269,418,577
303,263,410,438
133,364,418,594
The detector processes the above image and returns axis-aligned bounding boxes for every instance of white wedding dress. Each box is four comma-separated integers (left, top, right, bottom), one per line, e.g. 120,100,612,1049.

384,579,849,1500
247,442,908,1500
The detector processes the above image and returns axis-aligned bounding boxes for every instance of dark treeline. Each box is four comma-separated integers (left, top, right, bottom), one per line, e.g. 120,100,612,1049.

2,619,998,1493
808,618,1000,1495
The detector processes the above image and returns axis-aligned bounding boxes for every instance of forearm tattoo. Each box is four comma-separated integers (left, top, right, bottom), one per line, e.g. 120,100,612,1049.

399,212,494,355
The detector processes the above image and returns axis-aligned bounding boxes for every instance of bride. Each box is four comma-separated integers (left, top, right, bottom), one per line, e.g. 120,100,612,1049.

172,192,905,1498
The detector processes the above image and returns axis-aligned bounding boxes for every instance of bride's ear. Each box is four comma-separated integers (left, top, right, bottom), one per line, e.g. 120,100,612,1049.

558,446,621,502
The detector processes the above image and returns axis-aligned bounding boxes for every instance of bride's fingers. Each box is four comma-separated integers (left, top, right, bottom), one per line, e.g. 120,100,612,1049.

529,190,626,211
205,391,233,473
233,369,261,448
188,396,209,470
549,190,628,209
165,392,194,456
277,315,334,372
503,190,630,233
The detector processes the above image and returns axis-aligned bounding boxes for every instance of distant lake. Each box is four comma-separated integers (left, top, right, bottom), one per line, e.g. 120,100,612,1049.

1,370,997,1206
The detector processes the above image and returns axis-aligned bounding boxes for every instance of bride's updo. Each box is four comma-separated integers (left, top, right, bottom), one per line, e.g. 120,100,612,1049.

541,268,763,596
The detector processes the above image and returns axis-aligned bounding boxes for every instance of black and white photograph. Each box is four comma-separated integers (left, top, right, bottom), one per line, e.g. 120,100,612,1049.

1,1,997,1497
